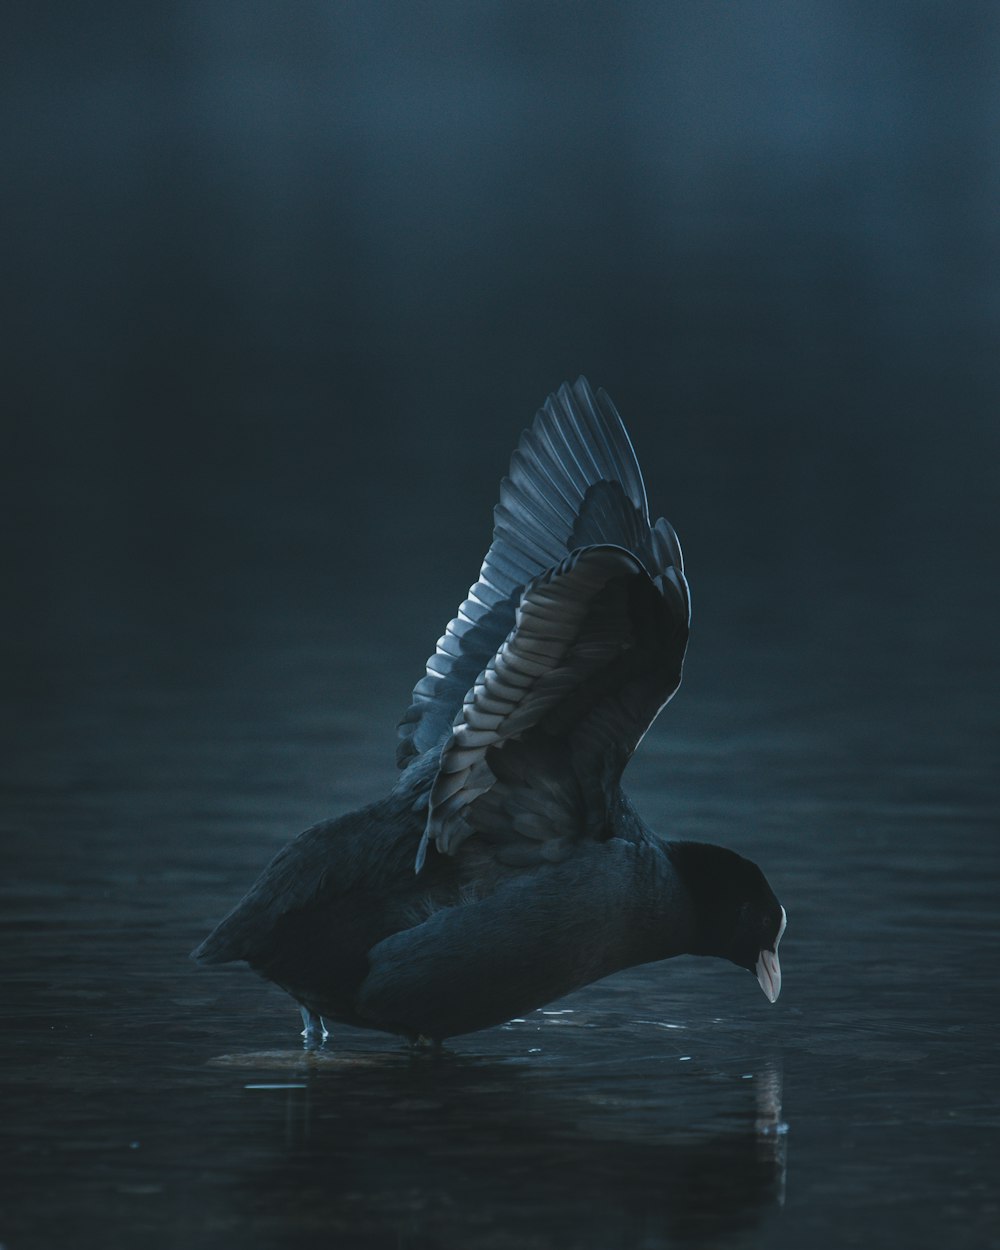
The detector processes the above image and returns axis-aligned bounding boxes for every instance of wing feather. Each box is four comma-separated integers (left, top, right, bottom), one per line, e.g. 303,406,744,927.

415,544,689,871
397,377,652,768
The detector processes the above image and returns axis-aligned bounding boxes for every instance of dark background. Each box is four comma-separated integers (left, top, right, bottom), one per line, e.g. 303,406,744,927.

4,0,998,701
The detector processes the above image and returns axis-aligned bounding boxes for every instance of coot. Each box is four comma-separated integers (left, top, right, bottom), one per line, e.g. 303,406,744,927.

193,378,786,1044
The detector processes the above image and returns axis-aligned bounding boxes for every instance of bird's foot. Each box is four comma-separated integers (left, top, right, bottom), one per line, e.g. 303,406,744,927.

300,1007,329,1048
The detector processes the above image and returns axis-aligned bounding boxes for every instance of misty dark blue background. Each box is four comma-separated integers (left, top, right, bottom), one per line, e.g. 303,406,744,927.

5,1,998,679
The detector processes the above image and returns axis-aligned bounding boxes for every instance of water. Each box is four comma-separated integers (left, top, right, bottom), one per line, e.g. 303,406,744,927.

2,570,997,1250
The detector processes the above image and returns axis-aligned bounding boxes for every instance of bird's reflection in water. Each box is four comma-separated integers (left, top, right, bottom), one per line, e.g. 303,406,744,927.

753,1059,788,1207
223,1050,788,1248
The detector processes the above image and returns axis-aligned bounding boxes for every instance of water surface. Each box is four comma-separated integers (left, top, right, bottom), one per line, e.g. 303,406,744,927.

2,579,997,1249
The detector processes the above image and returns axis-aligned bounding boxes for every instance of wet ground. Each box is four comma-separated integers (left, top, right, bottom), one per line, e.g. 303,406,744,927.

2,562,997,1250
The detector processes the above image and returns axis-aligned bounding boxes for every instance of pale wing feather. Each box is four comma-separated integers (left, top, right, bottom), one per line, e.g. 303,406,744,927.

397,377,651,768
416,543,689,871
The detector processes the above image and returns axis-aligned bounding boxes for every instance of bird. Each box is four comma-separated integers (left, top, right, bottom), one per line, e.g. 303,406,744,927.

192,377,786,1046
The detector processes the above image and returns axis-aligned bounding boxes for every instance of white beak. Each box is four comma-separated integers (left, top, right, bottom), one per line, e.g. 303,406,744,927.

756,906,786,1003
756,949,782,1002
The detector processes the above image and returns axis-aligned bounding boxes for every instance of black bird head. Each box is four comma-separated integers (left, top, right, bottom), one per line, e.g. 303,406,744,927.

667,842,787,1002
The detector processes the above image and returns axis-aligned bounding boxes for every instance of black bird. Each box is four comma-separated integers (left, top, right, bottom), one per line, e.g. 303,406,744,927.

192,378,786,1044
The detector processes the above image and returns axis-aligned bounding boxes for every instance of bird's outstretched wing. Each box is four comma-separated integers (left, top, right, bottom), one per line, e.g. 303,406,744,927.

397,376,672,769
396,377,691,871
415,540,689,870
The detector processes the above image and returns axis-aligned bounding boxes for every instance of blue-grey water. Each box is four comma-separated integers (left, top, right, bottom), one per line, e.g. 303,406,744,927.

2,565,997,1249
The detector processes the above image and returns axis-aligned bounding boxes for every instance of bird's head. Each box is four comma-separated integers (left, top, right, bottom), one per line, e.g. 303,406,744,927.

667,841,787,1002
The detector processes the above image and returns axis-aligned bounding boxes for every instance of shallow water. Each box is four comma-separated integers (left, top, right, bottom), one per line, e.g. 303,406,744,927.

2,573,997,1250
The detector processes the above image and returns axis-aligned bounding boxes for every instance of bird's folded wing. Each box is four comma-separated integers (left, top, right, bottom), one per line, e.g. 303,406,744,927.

397,377,652,770
415,542,689,871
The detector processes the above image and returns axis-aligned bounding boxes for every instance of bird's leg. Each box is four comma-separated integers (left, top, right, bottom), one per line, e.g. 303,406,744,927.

300,1006,329,1047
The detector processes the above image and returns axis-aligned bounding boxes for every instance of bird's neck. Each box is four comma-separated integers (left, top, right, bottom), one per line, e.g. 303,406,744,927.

630,837,700,963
